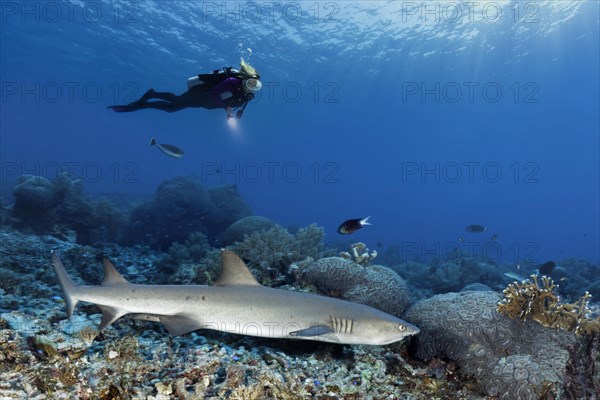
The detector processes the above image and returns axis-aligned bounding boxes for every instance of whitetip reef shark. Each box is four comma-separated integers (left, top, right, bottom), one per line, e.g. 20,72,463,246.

52,250,419,345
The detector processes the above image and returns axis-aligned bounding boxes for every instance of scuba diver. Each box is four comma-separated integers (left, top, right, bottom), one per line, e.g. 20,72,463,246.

108,60,261,122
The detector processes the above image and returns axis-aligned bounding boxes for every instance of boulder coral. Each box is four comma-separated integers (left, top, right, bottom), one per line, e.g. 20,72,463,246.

220,216,278,246
404,291,597,399
123,177,252,249
300,257,411,317
11,174,124,244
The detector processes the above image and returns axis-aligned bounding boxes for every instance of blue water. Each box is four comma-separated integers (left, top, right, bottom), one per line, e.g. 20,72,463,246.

1,0,598,264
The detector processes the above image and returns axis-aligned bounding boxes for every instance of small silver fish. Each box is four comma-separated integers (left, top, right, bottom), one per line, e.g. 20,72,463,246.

150,137,184,158
503,272,526,282
51,295,64,303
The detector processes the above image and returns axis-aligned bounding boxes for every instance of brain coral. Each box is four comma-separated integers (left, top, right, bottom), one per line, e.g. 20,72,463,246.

404,291,577,400
300,257,411,317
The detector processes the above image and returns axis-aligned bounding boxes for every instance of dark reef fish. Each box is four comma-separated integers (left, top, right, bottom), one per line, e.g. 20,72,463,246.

491,234,499,241
150,137,184,158
337,217,372,235
537,261,556,275
465,224,487,233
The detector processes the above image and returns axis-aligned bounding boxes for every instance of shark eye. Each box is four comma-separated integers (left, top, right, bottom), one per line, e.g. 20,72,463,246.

398,325,406,332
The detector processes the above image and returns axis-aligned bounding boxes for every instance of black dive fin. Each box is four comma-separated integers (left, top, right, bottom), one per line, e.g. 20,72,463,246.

159,315,204,336
289,325,334,337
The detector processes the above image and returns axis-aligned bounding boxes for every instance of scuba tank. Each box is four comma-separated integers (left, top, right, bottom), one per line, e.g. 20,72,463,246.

187,75,204,89
187,68,242,89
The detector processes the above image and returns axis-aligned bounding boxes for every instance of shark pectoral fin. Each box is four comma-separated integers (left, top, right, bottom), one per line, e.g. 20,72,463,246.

289,325,334,337
159,315,203,336
98,306,127,330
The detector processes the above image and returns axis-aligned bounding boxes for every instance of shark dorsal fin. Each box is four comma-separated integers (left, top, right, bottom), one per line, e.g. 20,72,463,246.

214,250,260,286
102,259,130,286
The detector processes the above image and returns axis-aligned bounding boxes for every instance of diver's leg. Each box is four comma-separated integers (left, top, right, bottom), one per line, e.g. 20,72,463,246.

108,91,182,112
108,103,144,112
108,100,184,113
144,90,177,102
141,101,187,113
177,88,214,108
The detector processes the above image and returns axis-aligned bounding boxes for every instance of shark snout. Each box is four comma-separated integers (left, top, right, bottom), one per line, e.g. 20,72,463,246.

402,321,420,336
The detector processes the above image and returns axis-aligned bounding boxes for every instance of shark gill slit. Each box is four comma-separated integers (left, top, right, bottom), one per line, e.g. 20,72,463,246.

330,315,354,334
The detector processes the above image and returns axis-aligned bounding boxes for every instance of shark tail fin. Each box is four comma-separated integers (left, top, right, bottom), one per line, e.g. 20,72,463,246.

51,251,80,319
150,137,156,146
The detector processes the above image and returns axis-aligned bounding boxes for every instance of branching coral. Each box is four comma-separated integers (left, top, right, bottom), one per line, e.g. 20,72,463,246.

339,242,377,266
498,275,600,335
229,224,326,286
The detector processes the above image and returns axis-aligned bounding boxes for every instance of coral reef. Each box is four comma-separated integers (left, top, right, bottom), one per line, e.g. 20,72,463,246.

299,257,411,317
10,174,126,245
0,226,487,399
11,175,55,231
158,232,213,284
123,176,216,249
460,283,492,292
339,242,377,266
228,224,325,286
392,257,506,295
0,197,10,226
405,291,599,399
220,215,278,246
516,257,600,303
153,223,328,287
498,274,600,335
208,184,253,229
1,222,599,399
123,177,252,249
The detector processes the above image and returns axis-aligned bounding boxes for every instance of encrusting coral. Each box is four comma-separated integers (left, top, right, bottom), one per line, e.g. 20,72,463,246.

339,242,377,266
497,274,600,335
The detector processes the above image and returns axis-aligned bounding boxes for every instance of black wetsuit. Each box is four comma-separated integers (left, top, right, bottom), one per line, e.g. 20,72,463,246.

108,70,253,114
